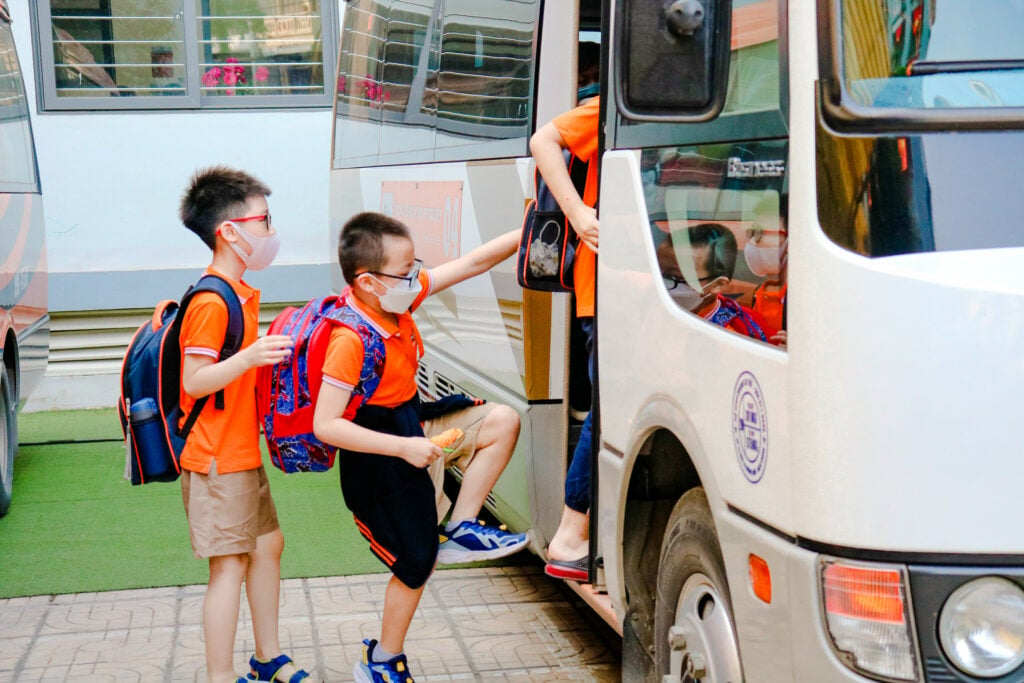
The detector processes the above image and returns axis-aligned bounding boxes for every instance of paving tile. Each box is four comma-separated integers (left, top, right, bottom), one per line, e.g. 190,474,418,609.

428,569,563,608
39,596,179,635
0,636,30,672
0,595,49,638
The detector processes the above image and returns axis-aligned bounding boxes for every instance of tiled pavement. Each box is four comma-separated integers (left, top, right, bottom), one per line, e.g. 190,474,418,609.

0,566,621,682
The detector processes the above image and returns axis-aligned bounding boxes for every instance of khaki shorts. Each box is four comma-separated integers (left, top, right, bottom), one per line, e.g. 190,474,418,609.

423,402,497,520
180,461,279,559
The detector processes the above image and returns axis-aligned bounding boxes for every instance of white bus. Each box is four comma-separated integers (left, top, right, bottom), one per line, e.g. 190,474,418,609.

0,1,48,517
331,0,1024,680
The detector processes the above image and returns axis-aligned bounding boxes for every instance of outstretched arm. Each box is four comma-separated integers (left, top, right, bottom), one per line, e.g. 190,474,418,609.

530,122,599,251
428,228,520,295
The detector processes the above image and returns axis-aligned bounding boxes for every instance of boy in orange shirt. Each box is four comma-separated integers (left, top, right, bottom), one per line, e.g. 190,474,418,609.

312,212,526,683
177,166,312,683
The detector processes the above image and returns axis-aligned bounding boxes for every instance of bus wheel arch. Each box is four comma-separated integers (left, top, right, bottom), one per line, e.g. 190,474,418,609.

620,428,702,679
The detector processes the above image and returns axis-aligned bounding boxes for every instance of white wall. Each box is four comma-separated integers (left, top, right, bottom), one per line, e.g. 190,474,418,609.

9,0,334,311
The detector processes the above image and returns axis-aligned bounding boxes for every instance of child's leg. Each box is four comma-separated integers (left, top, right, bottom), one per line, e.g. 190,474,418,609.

448,404,520,522
246,528,284,660
205,553,249,683
380,575,427,655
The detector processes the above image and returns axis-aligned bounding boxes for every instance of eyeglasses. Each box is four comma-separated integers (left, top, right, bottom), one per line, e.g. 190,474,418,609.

368,258,423,285
227,211,271,226
662,274,719,291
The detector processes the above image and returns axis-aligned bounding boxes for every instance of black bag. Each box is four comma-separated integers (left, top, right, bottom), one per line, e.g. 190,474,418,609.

517,151,589,292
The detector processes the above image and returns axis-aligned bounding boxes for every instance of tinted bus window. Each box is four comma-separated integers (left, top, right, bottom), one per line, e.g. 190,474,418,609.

334,0,538,168
0,22,36,192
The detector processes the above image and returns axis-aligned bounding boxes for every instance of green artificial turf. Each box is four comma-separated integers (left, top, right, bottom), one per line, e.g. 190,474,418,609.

1,408,528,598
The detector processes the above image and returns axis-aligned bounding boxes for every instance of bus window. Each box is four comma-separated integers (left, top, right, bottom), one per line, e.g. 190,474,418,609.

0,24,37,192
333,0,538,168
646,141,787,346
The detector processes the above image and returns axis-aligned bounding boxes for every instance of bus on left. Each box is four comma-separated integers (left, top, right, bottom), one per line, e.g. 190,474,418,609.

0,0,49,517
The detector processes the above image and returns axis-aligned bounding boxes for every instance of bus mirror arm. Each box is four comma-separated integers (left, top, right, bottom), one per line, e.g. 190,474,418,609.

665,0,704,39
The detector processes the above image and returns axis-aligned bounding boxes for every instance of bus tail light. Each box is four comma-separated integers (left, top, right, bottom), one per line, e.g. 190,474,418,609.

820,560,918,681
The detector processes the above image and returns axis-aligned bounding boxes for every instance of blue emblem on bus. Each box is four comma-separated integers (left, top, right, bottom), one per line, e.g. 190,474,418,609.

732,371,768,483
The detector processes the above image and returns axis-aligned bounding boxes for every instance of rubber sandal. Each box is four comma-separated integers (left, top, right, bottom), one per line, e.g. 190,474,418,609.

247,653,313,683
545,556,589,582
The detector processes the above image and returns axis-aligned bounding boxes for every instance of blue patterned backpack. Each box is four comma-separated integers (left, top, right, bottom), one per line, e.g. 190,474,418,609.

257,293,386,473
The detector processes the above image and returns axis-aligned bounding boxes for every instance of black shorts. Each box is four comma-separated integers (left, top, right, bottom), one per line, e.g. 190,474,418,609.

338,400,438,589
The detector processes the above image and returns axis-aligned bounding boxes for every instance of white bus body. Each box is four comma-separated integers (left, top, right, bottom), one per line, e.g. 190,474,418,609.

332,0,1024,680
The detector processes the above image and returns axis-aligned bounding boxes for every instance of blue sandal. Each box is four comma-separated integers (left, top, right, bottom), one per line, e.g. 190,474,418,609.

247,654,313,683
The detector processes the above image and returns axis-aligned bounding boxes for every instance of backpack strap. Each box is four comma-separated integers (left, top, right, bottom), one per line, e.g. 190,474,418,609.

327,300,387,420
173,274,246,438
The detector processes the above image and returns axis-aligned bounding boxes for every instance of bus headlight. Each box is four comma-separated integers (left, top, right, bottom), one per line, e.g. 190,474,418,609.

939,577,1024,678
820,560,918,681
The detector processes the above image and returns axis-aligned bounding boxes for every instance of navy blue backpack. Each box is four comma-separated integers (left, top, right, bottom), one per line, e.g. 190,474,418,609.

118,275,243,484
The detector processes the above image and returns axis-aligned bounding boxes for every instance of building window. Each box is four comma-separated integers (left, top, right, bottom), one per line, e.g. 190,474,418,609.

35,0,336,110
0,21,37,192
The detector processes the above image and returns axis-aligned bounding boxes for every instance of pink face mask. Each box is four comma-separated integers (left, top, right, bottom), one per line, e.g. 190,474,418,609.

227,222,280,271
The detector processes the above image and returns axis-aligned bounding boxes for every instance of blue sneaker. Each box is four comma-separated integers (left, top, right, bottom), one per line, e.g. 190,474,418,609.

437,519,529,564
353,639,415,683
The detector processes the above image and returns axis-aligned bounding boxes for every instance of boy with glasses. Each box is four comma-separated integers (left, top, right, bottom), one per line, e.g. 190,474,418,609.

177,166,315,683
312,212,528,683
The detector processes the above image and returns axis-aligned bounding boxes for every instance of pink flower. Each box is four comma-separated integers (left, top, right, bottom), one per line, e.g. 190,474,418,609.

202,67,221,87
225,88,235,96
226,57,239,64
255,66,269,82
337,74,346,92
223,71,238,87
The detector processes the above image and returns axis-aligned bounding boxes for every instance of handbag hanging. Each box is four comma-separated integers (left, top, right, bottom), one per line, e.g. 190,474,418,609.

517,151,589,292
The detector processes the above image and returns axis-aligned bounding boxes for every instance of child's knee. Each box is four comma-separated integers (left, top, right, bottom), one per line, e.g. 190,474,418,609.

487,404,521,439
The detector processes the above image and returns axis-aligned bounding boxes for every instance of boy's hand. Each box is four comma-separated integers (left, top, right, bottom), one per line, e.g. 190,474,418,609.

569,206,599,252
401,437,444,468
242,334,293,368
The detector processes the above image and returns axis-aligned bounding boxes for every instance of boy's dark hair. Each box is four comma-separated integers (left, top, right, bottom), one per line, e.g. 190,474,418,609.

179,166,271,249
338,212,412,285
688,223,738,279
578,42,601,87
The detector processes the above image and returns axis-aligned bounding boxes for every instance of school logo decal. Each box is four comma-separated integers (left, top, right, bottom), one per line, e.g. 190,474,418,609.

732,371,768,483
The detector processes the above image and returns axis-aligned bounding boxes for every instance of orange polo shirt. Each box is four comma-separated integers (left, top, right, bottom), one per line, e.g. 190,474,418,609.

552,96,600,318
177,268,261,474
321,269,432,407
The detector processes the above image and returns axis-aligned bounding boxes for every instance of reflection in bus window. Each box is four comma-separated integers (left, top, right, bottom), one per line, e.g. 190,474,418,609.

643,141,788,347
841,0,1024,110
334,0,538,167
0,23,36,191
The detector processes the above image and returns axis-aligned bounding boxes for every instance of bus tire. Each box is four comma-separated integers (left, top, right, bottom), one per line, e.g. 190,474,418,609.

654,488,743,682
0,366,14,517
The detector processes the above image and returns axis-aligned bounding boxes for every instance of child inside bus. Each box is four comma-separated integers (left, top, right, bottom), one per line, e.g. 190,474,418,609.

176,167,313,683
746,195,788,345
311,212,528,683
657,223,784,345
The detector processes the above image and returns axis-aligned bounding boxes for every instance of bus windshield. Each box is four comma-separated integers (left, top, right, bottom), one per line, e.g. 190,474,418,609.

841,1,1024,110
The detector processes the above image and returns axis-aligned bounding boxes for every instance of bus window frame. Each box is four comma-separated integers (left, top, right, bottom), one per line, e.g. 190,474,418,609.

817,0,1024,134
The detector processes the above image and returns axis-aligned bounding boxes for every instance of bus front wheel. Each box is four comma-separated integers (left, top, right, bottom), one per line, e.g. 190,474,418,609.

655,488,743,682
0,366,14,517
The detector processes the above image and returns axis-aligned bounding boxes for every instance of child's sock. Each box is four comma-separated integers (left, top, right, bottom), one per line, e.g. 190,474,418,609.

444,519,469,533
372,643,401,663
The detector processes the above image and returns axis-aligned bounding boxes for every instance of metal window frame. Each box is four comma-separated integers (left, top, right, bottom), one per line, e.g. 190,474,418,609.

32,0,338,112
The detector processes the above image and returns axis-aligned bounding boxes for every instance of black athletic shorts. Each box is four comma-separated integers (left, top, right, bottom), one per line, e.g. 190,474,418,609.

338,399,438,589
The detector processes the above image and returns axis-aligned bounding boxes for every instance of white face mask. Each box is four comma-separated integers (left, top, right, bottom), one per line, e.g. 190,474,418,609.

664,277,713,312
744,240,781,278
228,222,280,271
371,273,422,313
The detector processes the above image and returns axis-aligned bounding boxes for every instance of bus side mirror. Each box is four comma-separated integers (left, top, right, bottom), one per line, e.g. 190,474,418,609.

617,0,732,121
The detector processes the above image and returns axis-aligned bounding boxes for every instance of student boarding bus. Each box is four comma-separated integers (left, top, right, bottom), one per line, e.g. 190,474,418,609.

0,0,49,517
330,0,1024,680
